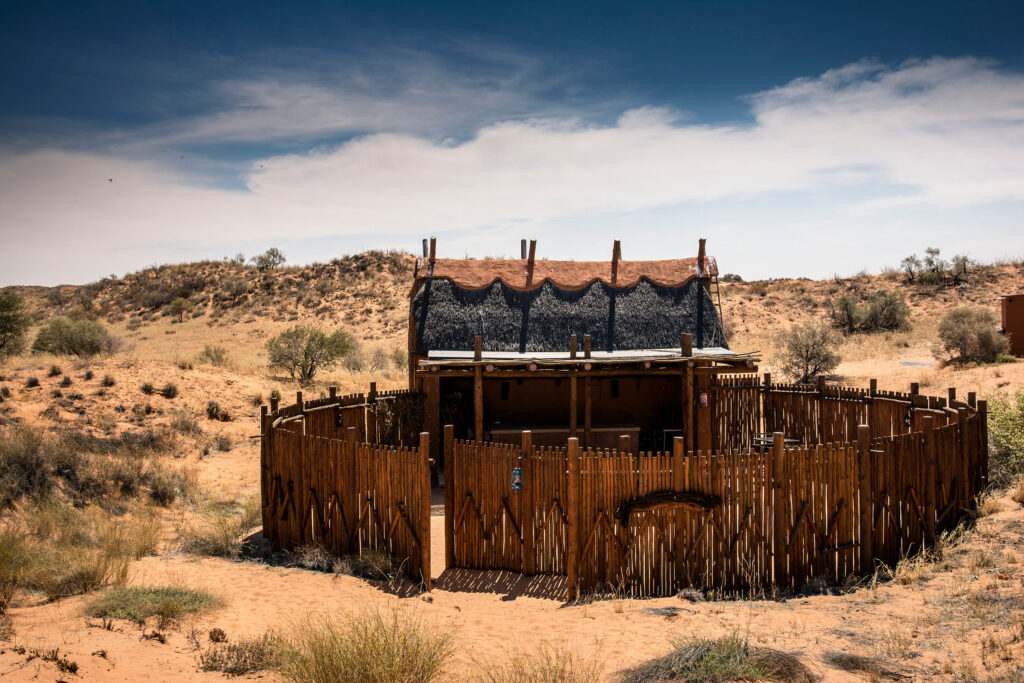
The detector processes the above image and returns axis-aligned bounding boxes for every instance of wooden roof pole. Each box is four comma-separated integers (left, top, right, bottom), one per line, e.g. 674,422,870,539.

611,240,621,285
696,238,706,349
428,237,437,271
526,239,537,287
697,238,706,276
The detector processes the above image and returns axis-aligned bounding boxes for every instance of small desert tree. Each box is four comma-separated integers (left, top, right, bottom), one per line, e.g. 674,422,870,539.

252,248,286,272
0,290,30,358
166,297,193,322
32,317,120,357
936,307,1008,364
776,322,841,383
266,325,353,383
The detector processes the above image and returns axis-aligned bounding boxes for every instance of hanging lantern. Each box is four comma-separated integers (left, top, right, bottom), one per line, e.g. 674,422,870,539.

511,466,524,490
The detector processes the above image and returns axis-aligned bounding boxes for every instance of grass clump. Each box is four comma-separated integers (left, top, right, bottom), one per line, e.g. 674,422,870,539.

617,632,814,683
101,374,115,387
988,391,1024,488
48,364,62,377
178,495,261,558
86,585,217,623
161,382,179,399
197,344,231,368
476,642,600,683
278,605,455,683
200,633,286,675
32,316,120,357
25,376,39,388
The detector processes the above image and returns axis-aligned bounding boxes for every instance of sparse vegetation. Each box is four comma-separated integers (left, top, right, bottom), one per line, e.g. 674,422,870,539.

252,247,287,272
197,344,230,367
476,642,600,683
165,296,194,322
937,307,1009,364
161,382,179,398
0,290,31,358
86,585,217,623
266,325,355,383
200,633,286,675
31,316,120,357
775,321,840,383
617,632,814,683
828,290,910,334
277,605,455,683
178,495,261,558
989,391,1024,488
101,374,115,387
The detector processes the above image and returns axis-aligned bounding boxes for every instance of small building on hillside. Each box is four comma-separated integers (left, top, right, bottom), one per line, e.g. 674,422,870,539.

1001,294,1024,357
407,239,758,460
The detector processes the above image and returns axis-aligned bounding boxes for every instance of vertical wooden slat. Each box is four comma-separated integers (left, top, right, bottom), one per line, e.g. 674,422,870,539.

474,365,484,442
772,432,786,586
567,438,580,601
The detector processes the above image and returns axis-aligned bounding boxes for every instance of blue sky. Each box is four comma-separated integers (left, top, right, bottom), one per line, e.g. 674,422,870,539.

1,1,1022,285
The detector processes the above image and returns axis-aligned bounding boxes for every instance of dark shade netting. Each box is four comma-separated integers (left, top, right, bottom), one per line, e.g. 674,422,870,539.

413,278,727,353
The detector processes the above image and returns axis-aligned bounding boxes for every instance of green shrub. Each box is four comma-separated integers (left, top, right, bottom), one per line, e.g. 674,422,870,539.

988,391,1024,488
164,297,193,322
32,317,120,357
937,308,1008,364
828,290,909,333
197,344,230,367
0,290,31,359
776,322,840,383
200,633,286,675
252,248,286,272
266,325,354,383
617,632,814,683
278,605,455,683
161,382,179,399
85,585,217,622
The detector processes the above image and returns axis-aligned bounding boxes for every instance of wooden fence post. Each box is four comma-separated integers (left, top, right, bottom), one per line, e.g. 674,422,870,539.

567,437,580,602
270,394,279,413
329,386,337,399
772,432,787,587
957,407,969,513
260,405,270,530
978,399,988,490
857,424,873,573
521,430,535,576
673,436,685,590
922,415,936,545
420,432,432,589
443,425,455,571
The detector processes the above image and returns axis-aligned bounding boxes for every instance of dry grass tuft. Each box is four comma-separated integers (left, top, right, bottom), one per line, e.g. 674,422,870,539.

475,642,600,683
86,585,218,624
277,604,455,683
199,633,286,675
617,632,815,683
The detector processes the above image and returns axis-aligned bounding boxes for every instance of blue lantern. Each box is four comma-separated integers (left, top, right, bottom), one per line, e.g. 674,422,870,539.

511,467,523,490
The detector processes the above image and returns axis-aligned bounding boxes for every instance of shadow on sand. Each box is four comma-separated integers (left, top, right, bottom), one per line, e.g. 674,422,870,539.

433,568,566,602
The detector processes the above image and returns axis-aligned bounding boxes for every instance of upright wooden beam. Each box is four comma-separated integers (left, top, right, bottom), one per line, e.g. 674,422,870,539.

583,334,592,359
869,378,877,396
772,431,787,586
697,238,706,274
682,364,694,453
423,374,441,462
566,437,580,602
520,430,534,575
948,387,957,405
474,335,483,361
978,399,988,488
473,365,484,441
680,332,693,358
957,407,970,512
583,374,592,447
611,240,621,285
694,370,712,452
569,375,578,437
526,239,537,287
570,334,578,360
922,415,936,544
419,432,432,588
443,424,455,571
857,424,873,573
428,237,436,268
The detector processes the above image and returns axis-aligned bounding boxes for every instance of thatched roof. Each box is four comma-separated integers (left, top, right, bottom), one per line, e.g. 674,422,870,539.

412,276,727,354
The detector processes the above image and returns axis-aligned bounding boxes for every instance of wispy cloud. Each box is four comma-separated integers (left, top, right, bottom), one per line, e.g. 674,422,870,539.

2,56,1023,285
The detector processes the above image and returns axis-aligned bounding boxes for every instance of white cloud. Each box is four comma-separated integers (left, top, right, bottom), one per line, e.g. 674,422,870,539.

2,56,1023,285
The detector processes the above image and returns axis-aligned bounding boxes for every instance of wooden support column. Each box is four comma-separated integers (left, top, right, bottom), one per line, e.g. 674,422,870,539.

922,415,936,545
957,407,970,513
419,432,432,588
423,374,441,463
566,437,580,602
680,332,692,358
857,424,873,573
474,335,482,361
443,425,455,571
772,432,787,586
967,391,976,408
260,405,269,527
428,237,436,269
569,375,578,437
948,387,957,405
694,368,712,452
682,363,694,453
570,334,578,360
473,365,483,442
521,430,535,575
329,386,337,399
611,240,621,286
978,399,989,489
526,240,536,287
583,374,592,447
583,334,592,359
